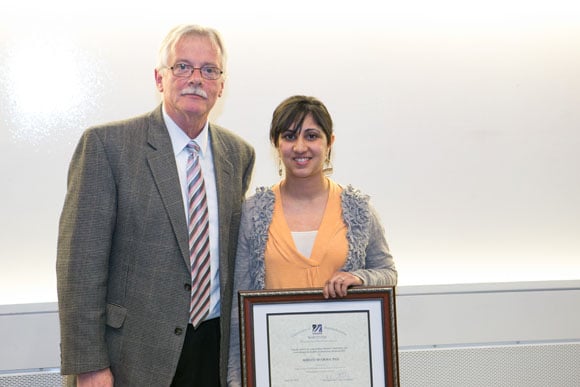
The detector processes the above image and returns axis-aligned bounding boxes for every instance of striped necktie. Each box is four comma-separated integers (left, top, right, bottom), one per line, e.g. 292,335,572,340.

186,141,211,328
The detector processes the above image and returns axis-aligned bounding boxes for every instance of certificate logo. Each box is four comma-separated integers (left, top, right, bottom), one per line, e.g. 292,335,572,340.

311,323,323,334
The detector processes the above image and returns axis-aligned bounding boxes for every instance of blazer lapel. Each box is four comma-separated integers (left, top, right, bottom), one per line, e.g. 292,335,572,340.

209,125,234,260
145,106,191,269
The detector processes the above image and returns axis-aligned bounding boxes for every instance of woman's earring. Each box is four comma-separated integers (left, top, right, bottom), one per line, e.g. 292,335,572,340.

323,157,334,175
278,158,283,177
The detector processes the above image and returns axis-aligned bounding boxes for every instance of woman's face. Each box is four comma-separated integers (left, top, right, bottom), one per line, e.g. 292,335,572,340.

278,114,333,179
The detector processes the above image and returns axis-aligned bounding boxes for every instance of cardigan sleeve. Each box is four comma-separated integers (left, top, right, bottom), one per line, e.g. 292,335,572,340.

227,198,257,387
341,185,397,287
350,203,397,286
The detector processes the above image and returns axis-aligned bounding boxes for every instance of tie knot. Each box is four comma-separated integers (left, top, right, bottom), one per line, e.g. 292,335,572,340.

186,141,201,154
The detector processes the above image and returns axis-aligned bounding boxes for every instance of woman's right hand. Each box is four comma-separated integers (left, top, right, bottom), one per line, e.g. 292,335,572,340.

323,271,363,299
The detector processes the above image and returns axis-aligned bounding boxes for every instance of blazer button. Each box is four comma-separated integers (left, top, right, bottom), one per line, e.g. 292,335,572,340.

174,327,184,335
184,283,191,291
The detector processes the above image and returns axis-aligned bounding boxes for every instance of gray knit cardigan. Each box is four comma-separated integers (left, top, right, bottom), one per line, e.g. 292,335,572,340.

227,184,397,386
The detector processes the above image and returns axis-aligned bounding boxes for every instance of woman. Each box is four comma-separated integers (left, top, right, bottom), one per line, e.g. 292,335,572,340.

227,95,397,385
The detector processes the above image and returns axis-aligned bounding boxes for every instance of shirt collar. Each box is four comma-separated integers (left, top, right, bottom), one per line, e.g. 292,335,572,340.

162,104,210,156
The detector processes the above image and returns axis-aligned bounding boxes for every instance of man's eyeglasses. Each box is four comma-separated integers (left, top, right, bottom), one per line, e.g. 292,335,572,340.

169,63,223,80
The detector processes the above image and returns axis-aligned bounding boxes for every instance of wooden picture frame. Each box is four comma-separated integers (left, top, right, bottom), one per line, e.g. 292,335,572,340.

238,286,399,387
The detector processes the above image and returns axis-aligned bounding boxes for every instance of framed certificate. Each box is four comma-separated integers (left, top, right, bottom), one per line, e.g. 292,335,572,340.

238,286,399,387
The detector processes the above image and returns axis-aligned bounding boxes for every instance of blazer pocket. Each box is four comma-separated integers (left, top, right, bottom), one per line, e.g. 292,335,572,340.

106,303,127,329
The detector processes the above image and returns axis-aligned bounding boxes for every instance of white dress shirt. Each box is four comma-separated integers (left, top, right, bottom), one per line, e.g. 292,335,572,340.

163,106,221,321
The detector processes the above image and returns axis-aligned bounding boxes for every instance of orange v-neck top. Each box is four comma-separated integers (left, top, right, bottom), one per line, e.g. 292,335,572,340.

264,180,348,289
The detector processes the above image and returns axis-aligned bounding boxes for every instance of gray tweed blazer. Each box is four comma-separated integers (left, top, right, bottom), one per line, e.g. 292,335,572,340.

56,104,255,386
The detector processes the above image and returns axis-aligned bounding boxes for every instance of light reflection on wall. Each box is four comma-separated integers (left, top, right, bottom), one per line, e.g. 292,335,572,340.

1,31,106,146
0,22,109,304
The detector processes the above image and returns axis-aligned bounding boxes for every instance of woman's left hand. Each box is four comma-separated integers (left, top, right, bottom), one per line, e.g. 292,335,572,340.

323,272,363,299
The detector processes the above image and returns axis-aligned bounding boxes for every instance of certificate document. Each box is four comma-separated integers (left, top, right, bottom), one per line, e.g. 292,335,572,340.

267,311,371,386
240,288,398,387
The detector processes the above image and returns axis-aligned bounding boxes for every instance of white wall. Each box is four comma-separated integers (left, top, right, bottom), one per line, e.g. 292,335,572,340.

1,1,580,305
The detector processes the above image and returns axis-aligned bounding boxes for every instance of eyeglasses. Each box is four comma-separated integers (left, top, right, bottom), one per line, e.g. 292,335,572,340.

169,63,223,80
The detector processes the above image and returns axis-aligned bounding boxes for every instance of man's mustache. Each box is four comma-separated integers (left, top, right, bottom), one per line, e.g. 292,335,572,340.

181,87,208,99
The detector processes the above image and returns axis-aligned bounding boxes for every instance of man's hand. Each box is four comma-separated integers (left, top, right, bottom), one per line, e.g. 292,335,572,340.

76,367,114,387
